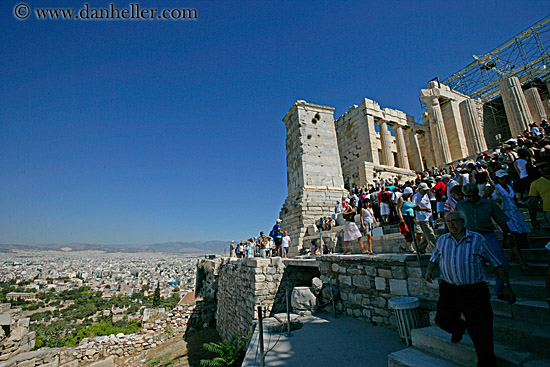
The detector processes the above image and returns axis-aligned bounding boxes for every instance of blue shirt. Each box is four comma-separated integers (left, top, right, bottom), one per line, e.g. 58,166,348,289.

430,230,503,285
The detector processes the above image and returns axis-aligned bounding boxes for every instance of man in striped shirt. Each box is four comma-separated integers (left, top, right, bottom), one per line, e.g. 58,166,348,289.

425,211,515,367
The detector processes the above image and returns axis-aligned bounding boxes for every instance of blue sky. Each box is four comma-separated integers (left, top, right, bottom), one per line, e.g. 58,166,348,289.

0,1,546,245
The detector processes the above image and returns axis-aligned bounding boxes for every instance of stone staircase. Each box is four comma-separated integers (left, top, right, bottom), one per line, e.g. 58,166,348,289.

288,219,406,257
388,209,550,367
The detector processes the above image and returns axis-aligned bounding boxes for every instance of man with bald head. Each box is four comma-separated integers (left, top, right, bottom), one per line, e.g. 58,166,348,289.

426,211,515,367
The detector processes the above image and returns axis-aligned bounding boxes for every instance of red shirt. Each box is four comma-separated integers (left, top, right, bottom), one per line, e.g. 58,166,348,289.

378,191,391,204
433,181,447,202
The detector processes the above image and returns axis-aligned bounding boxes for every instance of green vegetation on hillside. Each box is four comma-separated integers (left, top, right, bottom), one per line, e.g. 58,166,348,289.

0,282,182,348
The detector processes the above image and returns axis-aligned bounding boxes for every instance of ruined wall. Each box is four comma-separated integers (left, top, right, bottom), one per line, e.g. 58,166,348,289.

317,254,438,327
335,99,418,186
199,254,440,340
199,257,320,341
0,303,205,367
0,307,36,362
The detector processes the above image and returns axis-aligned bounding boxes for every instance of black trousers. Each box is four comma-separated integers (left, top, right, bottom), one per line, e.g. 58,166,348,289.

435,281,496,367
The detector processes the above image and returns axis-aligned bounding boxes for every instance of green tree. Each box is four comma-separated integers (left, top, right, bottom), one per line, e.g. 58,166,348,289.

152,283,161,307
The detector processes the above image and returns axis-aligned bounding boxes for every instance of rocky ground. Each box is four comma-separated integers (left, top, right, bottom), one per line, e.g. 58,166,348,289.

117,327,221,367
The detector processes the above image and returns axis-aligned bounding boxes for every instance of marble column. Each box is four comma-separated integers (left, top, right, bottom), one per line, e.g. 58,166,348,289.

407,129,424,172
524,87,548,124
426,97,452,166
394,125,410,169
499,76,533,137
459,99,487,155
379,120,394,166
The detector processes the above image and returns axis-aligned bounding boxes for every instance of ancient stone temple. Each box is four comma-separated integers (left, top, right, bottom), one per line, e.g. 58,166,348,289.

420,82,487,166
334,98,428,187
279,101,347,247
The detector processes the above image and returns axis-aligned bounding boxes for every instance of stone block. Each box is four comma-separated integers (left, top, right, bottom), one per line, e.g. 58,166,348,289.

406,267,423,278
391,266,407,280
375,277,386,291
389,279,408,296
291,287,317,312
365,266,377,276
338,275,352,286
352,275,371,289
17,359,36,367
331,263,340,272
378,269,392,278
407,278,439,299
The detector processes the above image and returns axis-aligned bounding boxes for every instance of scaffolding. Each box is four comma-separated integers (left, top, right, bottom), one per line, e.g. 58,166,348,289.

442,15,550,101
421,15,550,145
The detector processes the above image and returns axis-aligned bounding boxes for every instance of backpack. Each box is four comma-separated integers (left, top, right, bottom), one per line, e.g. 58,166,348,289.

381,191,389,201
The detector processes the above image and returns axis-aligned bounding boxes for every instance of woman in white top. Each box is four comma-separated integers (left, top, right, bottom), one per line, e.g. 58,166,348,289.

360,200,377,255
343,198,365,254
514,149,530,201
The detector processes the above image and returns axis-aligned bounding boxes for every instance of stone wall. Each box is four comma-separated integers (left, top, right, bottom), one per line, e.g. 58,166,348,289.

0,307,36,362
199,257,320,341
0,303,205,367
317,254,439,327
198,254,441,347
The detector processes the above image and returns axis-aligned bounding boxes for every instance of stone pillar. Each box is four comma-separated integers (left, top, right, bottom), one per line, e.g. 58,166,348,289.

394,125,410,169
407,129,424,172
280,100,347,249
524,87,547,124
365,114,380,165
459,99,487,155
499,76,533,137
441,99,469,160
378,120,394,166
425,97,452,166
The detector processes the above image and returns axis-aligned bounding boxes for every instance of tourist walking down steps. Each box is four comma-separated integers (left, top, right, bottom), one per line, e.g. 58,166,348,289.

343,197,365,254
426,211,515,367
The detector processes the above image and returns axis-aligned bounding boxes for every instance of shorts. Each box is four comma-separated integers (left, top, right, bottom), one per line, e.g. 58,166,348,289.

362,222,375,236
436,201,445,213
283,247,289,254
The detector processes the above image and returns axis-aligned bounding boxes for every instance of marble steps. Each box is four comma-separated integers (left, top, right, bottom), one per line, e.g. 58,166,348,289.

487,276,546,300
503,248,549,262
490,297,550,326
410,326,549,366
388,325,550,367
492,316,550,358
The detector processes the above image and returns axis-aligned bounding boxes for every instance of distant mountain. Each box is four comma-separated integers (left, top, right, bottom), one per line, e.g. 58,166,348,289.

0,240,229,254
143,241,228,254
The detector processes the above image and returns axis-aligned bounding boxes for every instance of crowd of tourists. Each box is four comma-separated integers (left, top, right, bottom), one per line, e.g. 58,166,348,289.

335,121,549,255
338,122,550,366
229,218,293,259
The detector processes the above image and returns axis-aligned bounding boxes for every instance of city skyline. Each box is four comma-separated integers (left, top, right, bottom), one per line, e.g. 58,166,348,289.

1,1,546,245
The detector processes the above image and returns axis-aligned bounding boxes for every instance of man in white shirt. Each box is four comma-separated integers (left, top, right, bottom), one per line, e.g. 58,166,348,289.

282,231,292,258
413,183,437,253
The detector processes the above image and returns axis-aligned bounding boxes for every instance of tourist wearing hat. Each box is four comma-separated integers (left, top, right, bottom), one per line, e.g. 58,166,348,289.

492,170,531,273
412,183,437,253
443,174,459,199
